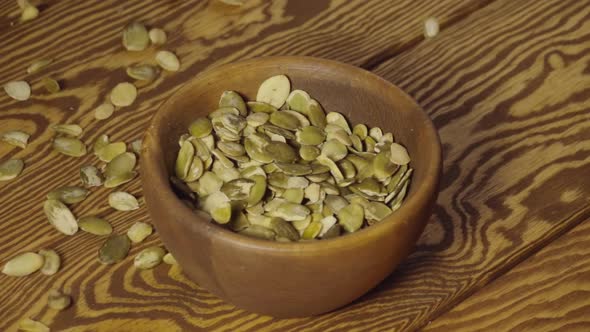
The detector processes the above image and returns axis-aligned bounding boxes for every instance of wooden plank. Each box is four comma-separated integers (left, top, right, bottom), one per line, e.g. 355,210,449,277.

0,0,496,331
424,219,590,331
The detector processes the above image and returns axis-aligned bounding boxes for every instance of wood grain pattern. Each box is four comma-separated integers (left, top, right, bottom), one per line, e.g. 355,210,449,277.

1,0,589,331
0,0,494,331
425,219,590,331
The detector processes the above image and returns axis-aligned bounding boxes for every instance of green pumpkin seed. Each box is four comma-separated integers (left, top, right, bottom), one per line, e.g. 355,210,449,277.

373,150,397,180
264,141,297,163
365,202,392,221
364,136,376,152
209,107,241,119
94,103,115,120
203,191,232,224
189,118,213,138
42,77,61,94
53,137,87,157
270,218,299,241
391,176,410,211
0,159,24,181
325,195,348,214
38,249,60,276
296,126,325,145
96,142,127,162
18,318,49,332
301,221,322,240
47,289,71,310
43,199,78,235
127,222,153,243
110,82,137,107
156,50,181,71
286,89,311,113
321,224,342,239
108,191,139,211
122,22,149,51
185,157,204,182
219,90,247,116
247,101,278,114
149,28,167,45
104,171,137,188
163,253,178,265
299,145,320,161
269,111,300,131
369,127,383,141
274,162,312,176
283,188,304,204
126,64,159,81
337,203,364,233
327,129,353,146
221,178,255,200
1,130,29,148
27,58,52,74
78,216,112,236
321,139,348,161
307,99,326,128
104,152,136,188
239,225,275,240
218,141,245,157
350,134,363,151
268,201,310,221
175,140,194,179
80,165,104,187
352,124,368,139
317,155,344,181
1,252,44,277
246,112,269,127
260,124,296,140
3,81,30,101
246,175,266,206
93,134,109,153
256,74,290,108
390,142,411,165
196,172,223,197
326,112,351,134
99,234,131,264
134,246,166,269
47,186,89,204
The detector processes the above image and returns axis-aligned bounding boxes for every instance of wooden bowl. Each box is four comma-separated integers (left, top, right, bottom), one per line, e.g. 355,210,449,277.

141,56,441,318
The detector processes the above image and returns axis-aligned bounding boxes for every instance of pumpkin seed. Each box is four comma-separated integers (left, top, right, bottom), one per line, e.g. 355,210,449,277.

149,28,167,45
44,199,78,235
104,152,136,187
130,139,142,155
189,118,212,138
93,134,109,153
321,224,342,239
175,140,194,179
307,99,326,128
78,216,112,235
47,186,89,204
80,165,103,187
256,74,290,108
321,139,348,161
221,178,255,200
352,124,368,139
219,91,247,116
239,225,276,240
365,202,392,221
318,215,338,237
94,103,115,120
268,201,310,221
99,234,131,264
264,141,297,163
18,318,49,332
373,150,397,180
247,101,278,114
108,191,139,211
338,203,364,233
163,253,178,265
350,134,363,151
203,191,232,224
47,289,71,310
134,246,166,269
3,81,31,101
391,176,410,211
247,175,266,206
270,218,300,241
218,141,245,157
389,142,411,165
269,111,300,130
1,252,44,277
42,77,60,93
155,50,180,71
286,89,311,113
424,17,440,38
126,64,159,81
0,159,24,181
53,137,86,157
127,222,153,243
27,59,52,74
38,249,60,275
1,130,30,148
326,112,351,134
52,124,82,137
301,221,322,240
283,188,304,204
110,82,137,107
364,136,376,152
122,22,149,51
196,172,223,197
246,112,269,127
94,142,127,163
185,157,204,182
296,126,325,145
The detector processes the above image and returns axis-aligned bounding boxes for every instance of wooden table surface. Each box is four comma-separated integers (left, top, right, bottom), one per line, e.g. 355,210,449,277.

1,0,589,331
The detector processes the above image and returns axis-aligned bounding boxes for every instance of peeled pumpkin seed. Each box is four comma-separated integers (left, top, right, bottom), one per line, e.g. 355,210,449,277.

53,137,86,157
296,126,325,145
127,222,153,243
38,249,60,275
104,152,136,188
256,74,290,108
1,252,44,277
353,123,368,139
307,99,326,128
27,59,52,74
1,130,30,148
364,136,376,152
203,191,232,224
94,103,115,120
44,199,78,235
299,145,320,161
219,91,247,116
270,218,300,241
189,118,213,138
130,139,142,154
3,81,31,101
338,203,364,233
149,28,167,45
318,215,338,237
218,141,245,157
268,201,310,221
246,112,269,127
163,253,178,265
93,134,109,153
275,162,312,176
80,165,103,187
47,186,89,204
175,140,194,179
47,289,72,310
134,246,166,269
239,225,275,240
110,82,137,107
42,77,60,94
0,159,24,181
18,318,49,332
247,101,277,114
390,142,411,165
79,216,112,235
156,50,180,71
99,234,131,264
286,89,311,113
321,139,348,162
221,178,255,200
390,177,410,211
126,64,159,81
326,112,351,134
108,191,139,211
269,111,300,130
264,141,297,163
365,202,392,221
302,221,322,240
52,124,82,137
322,224,342,239
122,22,149,51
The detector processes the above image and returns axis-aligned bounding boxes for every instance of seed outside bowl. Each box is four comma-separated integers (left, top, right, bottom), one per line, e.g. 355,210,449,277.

141,56,442,318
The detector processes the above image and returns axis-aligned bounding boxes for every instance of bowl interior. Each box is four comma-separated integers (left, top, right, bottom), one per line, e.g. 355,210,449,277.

145,56,441,248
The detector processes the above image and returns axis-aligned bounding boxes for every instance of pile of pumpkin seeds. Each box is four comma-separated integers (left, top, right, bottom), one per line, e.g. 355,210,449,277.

171,75,413,242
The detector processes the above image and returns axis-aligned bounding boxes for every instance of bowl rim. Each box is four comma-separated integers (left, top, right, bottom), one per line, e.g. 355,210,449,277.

141,55,442,253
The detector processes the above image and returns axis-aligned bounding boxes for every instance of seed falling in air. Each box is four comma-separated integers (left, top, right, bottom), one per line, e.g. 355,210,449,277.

20,4,39,22
94,103,115,120
148,28,167,45
3,81,31,101
122,22,150,51
0,159,24,181
27,59,52,74
424,17,440,38
41,77,61,94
